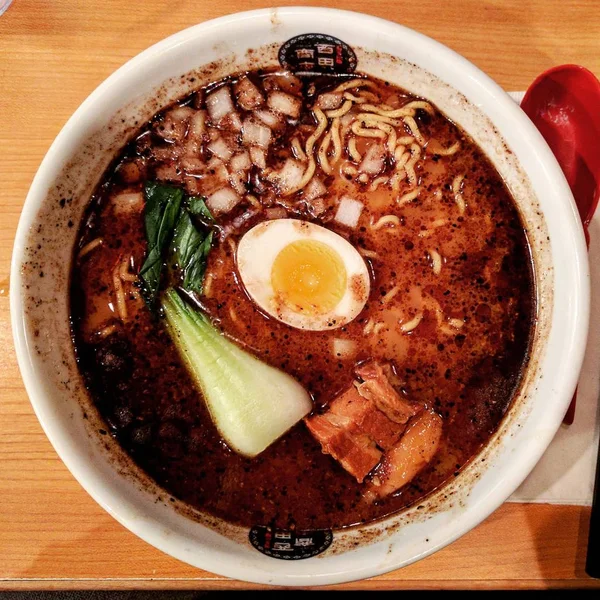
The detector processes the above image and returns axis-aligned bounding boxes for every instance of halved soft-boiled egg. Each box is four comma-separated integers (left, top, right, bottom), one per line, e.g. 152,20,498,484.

236,219,371,330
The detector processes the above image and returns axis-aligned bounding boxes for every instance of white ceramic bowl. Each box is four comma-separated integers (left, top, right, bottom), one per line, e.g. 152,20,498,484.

11,7,589,586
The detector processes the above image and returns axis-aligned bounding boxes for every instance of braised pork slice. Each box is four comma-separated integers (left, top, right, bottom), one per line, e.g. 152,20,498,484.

355,362,420,424
305,413,382,483
364,409,443,501
305,361,421,482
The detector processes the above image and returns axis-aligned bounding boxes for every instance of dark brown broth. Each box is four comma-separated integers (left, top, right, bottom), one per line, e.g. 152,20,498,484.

71,71,534,530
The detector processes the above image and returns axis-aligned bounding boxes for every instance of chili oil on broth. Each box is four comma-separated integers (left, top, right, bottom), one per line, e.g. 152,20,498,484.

70,69,534,531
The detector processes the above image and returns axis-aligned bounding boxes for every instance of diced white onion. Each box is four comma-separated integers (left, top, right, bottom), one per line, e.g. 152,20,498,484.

230,151,251,172
206,157,229,182
359,143,386,175
155,112,189,143
181,157,204,174
188,110,207,138
206,86,235,122
250,146,266,169
111,192,144,216
234,77,264,110
263,73,302,95
317,93,343,110
332,338,357,359
254,109,284,129
267,91,302,118
334,196,364,228
242,118,271,149
226,111,243,131
207,137,234,161
152,145,182,161
206,187,241,215
155,163,182,182
340,111,354,130
306,197,326,218
231,207,260,230
268,159,304,194
168,106,195,121
303,178,327,202
385,94,402,109
265,206,288,220
230,171,248,195
185,177,202,196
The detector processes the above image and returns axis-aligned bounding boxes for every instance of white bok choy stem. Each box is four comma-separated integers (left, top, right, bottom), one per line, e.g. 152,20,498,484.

161,289,313,457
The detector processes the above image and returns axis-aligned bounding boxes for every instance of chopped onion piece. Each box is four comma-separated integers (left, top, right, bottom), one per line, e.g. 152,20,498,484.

206,156,229,182
359,143,386,175
254,109,284,129
303,177,327,202
117,160,145,184
230,171,248,195
306,197,327,218
184,177,202,196
155,108,191,143
155,163,183,182
230,151,251,172
265,206,288,220
152,145,183,162
206,187,241,215
242,118,271,149
339,112,355,136
332,338,357,359
111,192,144,216
268,159,304,194
231,207,260,229
385,94,402,109
168,106,195,121
267,91,302,118
250,146,267,169
181,157,204,174
334,196,364,228
225,111,243,131
207,137,234,161
188,110,207,139
317,92,343,110
234,76,264,110
206,86,235,122
263,73,302,94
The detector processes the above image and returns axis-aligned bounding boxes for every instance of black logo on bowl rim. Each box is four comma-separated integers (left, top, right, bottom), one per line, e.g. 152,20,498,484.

249,524,333,560
279,33,357,77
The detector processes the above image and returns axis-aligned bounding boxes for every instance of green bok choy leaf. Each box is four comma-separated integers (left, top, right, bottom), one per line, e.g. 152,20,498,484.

138,183,213,304
139,182,184,304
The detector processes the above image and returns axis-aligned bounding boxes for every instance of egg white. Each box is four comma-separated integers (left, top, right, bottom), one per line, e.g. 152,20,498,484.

236,219,371,331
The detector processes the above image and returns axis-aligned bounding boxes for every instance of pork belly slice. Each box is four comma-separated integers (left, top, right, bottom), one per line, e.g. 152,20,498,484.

355,361,420,424
305,361,420,482
364,409,443,501
327,385,405,450
305,414,382,483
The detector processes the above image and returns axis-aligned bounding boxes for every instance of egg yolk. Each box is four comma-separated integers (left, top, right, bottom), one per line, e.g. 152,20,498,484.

271,240,347,315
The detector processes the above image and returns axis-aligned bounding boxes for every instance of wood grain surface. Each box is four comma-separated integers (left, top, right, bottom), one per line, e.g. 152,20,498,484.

1,0,600,590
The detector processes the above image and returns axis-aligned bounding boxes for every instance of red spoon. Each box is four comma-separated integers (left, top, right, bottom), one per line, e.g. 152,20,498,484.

521,64,600,580
521,64,600,425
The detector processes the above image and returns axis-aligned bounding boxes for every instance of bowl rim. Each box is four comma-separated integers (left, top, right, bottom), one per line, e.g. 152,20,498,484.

10,6,590,586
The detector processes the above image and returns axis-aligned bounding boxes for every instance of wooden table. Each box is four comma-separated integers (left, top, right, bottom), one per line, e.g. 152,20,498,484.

1,0,599,590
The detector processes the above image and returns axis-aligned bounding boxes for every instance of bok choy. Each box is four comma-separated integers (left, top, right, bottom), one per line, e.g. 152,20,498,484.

162,289,313,457
139,182,184,303
170,210,213,296
138,182,214,304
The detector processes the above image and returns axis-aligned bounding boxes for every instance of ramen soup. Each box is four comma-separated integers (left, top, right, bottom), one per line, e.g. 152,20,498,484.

71,70,534,530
